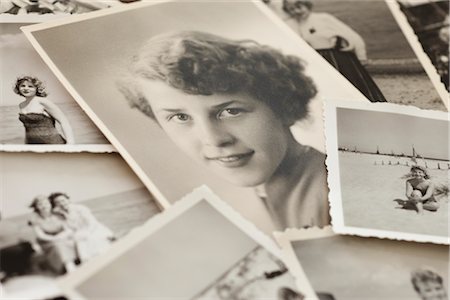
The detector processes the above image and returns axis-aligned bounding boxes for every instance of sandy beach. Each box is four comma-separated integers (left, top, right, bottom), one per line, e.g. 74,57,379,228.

0,102,108,144
339,151,449,237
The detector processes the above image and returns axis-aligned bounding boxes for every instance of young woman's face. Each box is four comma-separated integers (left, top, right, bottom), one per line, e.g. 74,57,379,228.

140,80,292,187
411,168,426,179
416,281,447,300
284,0,311,20
53,195,70,211
35,197,52,215
18,80,37,98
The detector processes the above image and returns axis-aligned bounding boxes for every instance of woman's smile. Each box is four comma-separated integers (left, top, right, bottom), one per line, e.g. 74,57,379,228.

140,79,293,187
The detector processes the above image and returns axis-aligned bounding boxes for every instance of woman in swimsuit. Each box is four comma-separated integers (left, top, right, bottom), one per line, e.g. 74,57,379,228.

14,76,74,144
406,166,439,214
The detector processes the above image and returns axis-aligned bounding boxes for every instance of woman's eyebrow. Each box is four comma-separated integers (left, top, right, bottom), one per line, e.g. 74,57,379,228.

211,101,239,110
156,108,184,113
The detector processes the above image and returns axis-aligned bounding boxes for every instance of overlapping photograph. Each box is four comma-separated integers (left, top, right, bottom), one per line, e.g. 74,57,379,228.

266,0,448,110
387,0,449,108
0,23,112,152
276,227,449,300
59,187,318,300
325,101,449,244
0,152,160,299
21,0,370,232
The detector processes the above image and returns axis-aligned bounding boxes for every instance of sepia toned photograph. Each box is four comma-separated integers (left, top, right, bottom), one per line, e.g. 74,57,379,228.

0,152,160,299
387,0,449,109
60,187,317,300
22,0,370,233
277,227,449,300
0,23,110,150
325,101,449,244
0,0,139,22
266,0,447,110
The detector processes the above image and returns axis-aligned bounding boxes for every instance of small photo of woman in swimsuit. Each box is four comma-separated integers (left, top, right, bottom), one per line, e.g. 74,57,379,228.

14,75,74,144
119,31,330,229
405,166,440,214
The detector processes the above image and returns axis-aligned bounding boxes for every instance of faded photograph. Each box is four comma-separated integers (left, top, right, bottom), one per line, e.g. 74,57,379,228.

24,1,368,232
74,200,305,300
0,152,160,299
398,0,449,91
266,0,446,110
292,234,449,299
0,23,108,145
0,0,136,16
334,107,449,240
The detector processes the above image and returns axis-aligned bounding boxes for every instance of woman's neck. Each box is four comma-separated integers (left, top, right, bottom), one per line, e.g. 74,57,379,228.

266,132,305,186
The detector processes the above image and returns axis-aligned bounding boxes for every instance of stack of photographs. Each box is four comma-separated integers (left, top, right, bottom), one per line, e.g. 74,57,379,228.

1,0,448,299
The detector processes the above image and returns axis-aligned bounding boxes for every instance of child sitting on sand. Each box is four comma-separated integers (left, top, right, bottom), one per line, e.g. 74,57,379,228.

406,166,439,214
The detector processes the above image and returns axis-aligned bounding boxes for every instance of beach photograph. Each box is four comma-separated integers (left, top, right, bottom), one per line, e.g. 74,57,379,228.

0,23,108,145
266,0,447,110
327,102,449,243
22,0,371,233
290,230,449,300
0,152,160,299
65,190,313,300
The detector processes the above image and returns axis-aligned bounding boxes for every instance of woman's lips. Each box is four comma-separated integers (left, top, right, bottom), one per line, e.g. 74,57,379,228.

206,151,255,168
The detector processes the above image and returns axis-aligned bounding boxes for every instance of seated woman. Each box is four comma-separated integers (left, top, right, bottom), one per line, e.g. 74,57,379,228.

28,195,77,274
118,31,330,229
406,166,439,214
49,193,114,263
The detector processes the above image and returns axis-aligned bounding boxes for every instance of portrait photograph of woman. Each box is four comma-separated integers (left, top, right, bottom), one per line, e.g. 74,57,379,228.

24,1,367,233
0,23,109,147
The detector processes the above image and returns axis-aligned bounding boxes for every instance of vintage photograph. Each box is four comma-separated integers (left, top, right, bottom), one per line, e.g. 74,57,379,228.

277,227,449,300
0,152,161,299
22,0,369,233
387,0,449,108
0,0,138,21
0,23,110,149
60,187,317,300
266,0,447,110
325,101,449,244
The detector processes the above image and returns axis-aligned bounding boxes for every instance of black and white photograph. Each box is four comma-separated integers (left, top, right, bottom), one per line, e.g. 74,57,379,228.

277,227,449,300
0,152,161,299
59,187,317,300
0,23,111,150
22,0,371,233
0,0,138,22
266,0,447,110
325,101,449,244
387,0,449,108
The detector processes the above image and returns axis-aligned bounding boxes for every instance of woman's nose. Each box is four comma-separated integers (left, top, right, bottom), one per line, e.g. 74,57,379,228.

197,120,235,147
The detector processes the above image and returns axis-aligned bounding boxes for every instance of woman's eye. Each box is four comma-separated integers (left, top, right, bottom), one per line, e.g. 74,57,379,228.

168,113,191,123
218,108,243,119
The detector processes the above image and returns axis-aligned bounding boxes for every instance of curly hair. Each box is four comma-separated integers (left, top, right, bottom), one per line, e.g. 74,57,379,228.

29,195,50,214
48,192,70,207
411,268,444,292
118,31,317,125
13,76,48,97
282,0,313,15
410,165,430,179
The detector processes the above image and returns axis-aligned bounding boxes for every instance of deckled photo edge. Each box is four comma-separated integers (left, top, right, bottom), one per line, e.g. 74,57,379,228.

385,0,449,110
324,100,449,245
21,22,172,210
58,187,205,290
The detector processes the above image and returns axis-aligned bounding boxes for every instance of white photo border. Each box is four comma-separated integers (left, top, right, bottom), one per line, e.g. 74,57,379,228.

385,0,449,110
324,100,450,245
58,186,319,299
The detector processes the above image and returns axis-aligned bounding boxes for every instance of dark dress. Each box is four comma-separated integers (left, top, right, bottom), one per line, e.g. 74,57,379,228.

19,113,66,144
317,49,386,102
